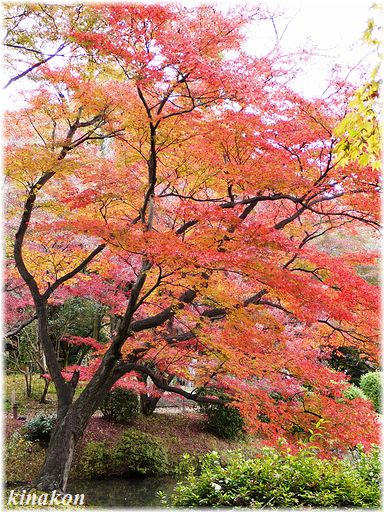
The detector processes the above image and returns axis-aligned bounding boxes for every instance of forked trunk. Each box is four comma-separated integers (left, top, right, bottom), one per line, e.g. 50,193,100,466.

34,358,118,492
39,378,50,404
34,407,78,492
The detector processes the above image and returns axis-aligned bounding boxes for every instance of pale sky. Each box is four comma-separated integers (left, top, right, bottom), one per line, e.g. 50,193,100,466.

164,0,375,96
243,0,376,96
3,0,377,99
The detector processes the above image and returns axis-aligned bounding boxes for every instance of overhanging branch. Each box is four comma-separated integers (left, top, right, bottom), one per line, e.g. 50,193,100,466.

114,362,229,405
4,315,38,338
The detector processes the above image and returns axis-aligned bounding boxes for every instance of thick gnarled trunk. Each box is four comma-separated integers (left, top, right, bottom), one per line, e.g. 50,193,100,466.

34,354,119,491
35,410,77,492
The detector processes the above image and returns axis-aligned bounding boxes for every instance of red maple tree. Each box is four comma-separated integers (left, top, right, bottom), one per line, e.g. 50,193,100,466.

4,4,379,491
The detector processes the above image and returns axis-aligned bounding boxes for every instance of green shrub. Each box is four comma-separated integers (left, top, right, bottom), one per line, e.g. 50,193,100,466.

6,432,46,483
23,414,56,442
77,441,110,479
199,388,244,440
348,444,381,486
169,446,380,508
360,371,381,412
100,387,139,423
112,429,169,476
343,384,367,400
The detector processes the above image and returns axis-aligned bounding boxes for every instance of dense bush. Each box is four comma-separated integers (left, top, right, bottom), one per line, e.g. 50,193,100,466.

112,429,169,475
199,388,244,440
23,414,56,442
75,430,170,479
343,384,367,400
348,445,381,487
360,372,381,412
169,446,380,508
78,441,110,479
6,432,46,484
100,387,139,423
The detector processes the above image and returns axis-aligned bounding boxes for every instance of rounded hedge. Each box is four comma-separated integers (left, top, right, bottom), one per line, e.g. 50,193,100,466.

100,387,139,423
359,371,381,412
77,441,110,479
112,429,169,475
343,384,367,401
23,414,56,443
199,387,244,440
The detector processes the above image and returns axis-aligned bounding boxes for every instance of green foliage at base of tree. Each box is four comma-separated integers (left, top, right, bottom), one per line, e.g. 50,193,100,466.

100,388,139,423
112,429,169,476
6,432,46,484
360,371,381,412
77,441,110,479
199,388,245,440
23,414,56,443
75,430,169,478
169,446,380,508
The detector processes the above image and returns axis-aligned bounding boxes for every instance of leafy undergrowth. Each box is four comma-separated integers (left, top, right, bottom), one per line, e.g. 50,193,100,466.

168,447,381,508
77,413,261,478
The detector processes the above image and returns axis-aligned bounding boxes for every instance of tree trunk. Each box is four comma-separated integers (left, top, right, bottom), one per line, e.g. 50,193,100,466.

93,309,102,339
34,353,119,491
139,371,174,415
35,408,77,492
35,398,98,491
23,365,32,397
140,393,161,415
39,378,50,404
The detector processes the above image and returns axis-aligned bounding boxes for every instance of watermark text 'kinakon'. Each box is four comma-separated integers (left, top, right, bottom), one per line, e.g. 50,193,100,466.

7,489,85,507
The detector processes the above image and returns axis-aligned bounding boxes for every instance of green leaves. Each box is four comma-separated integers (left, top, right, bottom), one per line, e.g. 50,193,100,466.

100,388,139,423
170,446,381,508
23,413,56,443
360,371,382,412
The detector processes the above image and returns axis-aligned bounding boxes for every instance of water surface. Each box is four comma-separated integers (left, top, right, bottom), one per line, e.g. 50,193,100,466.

68,476,177,508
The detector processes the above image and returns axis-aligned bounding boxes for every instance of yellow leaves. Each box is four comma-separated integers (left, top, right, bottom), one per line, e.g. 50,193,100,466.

5,146,75,187
333,12,382,170
363,4,383,51
21,234,101,290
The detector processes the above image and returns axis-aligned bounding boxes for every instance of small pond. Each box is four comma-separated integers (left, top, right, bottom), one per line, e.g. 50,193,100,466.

67,476,177,508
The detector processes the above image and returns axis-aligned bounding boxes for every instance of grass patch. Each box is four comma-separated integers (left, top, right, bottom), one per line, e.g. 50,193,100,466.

4,373,86,416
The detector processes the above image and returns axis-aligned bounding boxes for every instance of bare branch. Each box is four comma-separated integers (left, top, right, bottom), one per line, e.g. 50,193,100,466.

4,315,38,338
42,244,106,300
3,43,67,89
130,289,197,333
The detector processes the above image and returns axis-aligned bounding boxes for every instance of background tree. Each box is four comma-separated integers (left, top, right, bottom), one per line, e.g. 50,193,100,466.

333,4,382,169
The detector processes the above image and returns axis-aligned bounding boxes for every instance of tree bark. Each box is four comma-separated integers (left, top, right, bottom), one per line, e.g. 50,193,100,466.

34,351,119,491
139,371,174,415
35,408,77,492
140,393,161,416
39,378,50,404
